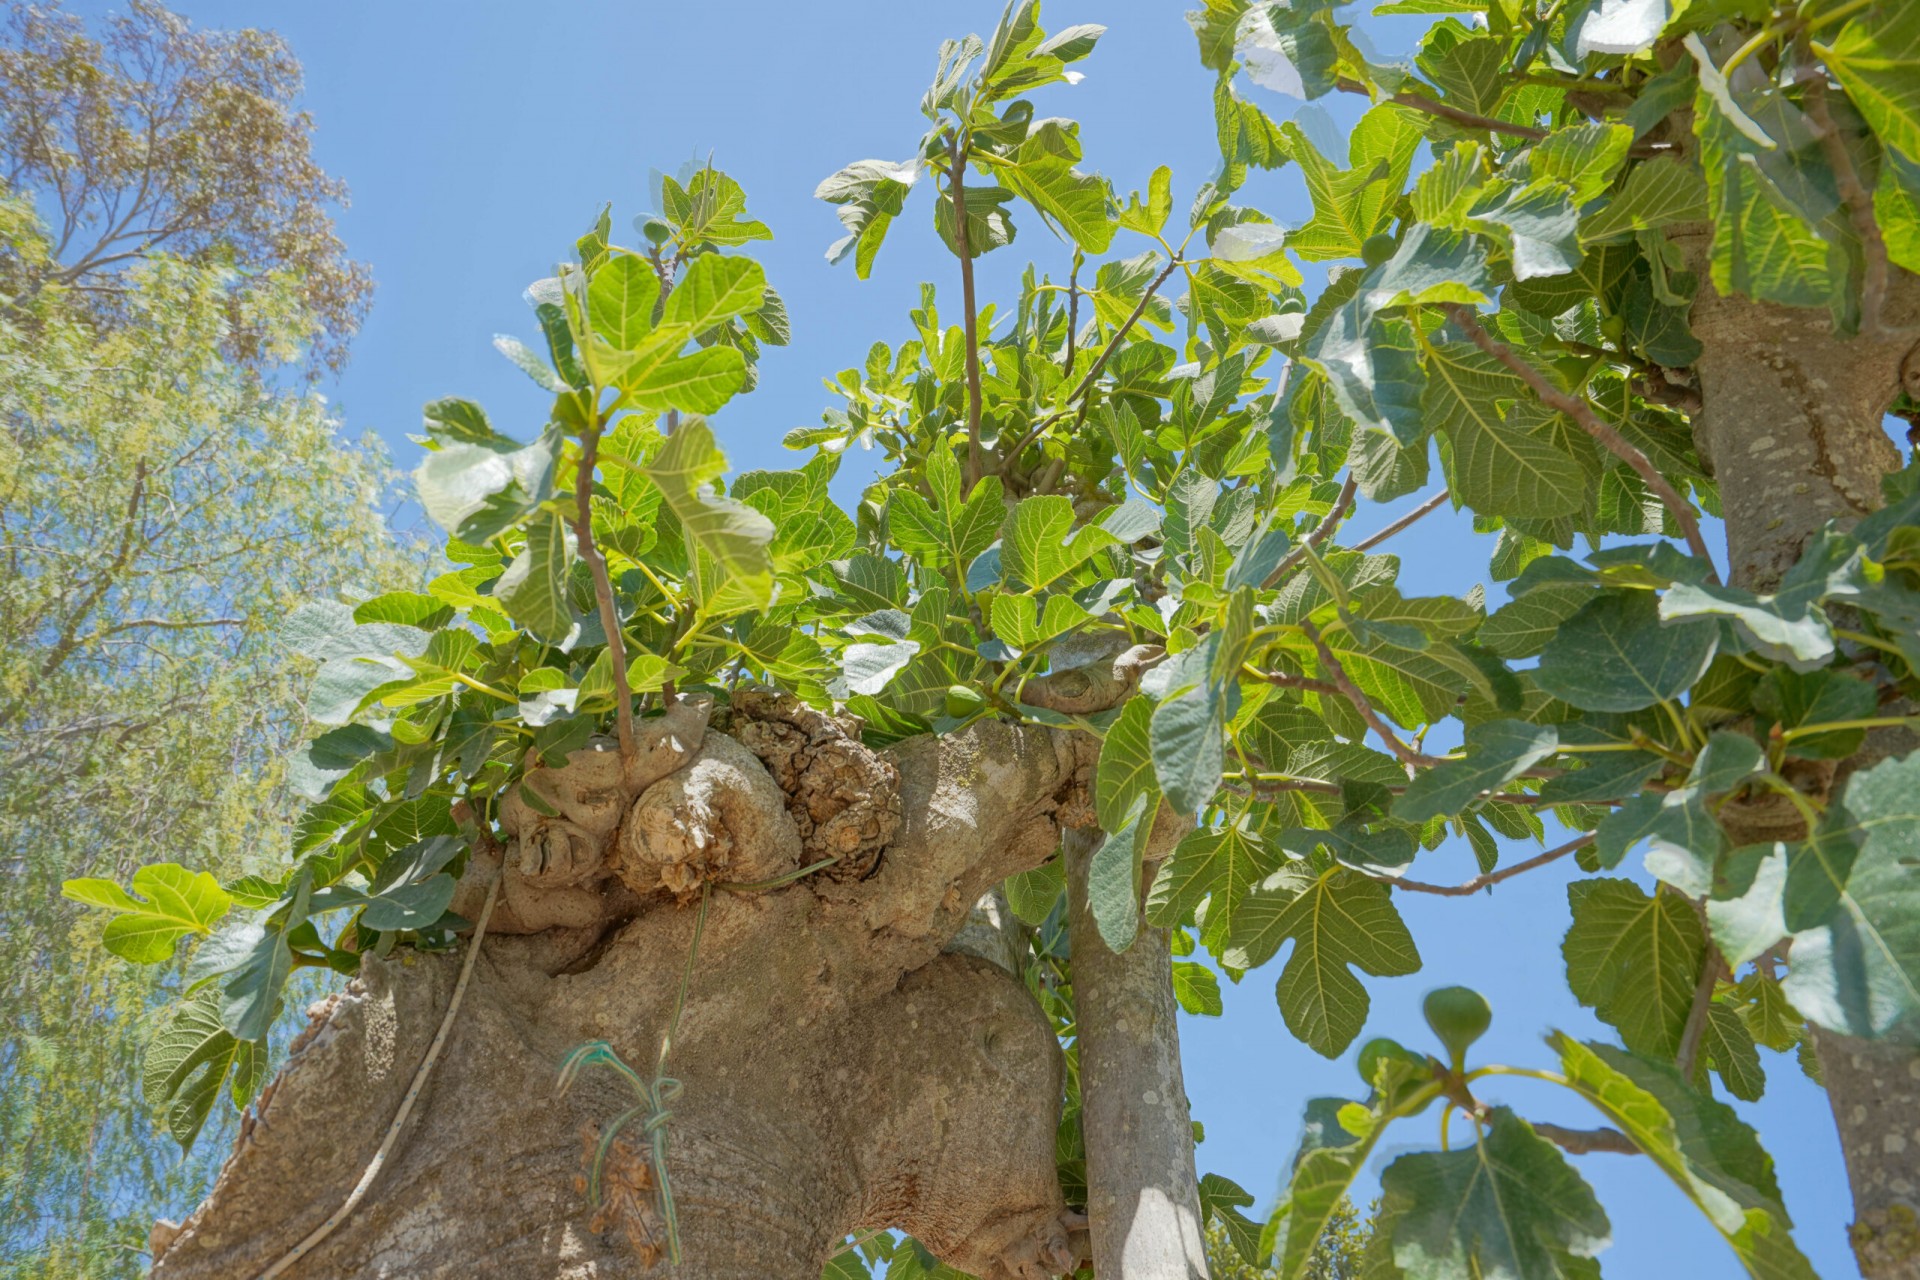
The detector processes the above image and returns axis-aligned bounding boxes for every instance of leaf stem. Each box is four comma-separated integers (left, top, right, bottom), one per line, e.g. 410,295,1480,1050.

1803,0,1872,32
1720,20,1794,79
1784,715,1920,740
453,673,519,704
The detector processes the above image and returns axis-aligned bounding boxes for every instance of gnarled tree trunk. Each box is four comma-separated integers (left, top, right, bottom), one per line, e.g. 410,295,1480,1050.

148,693,1101,1280
1686,243,1920,1278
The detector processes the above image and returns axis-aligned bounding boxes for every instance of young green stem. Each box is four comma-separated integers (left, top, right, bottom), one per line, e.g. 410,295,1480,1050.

574,426,637,760
949,139,986,491
999,256,1182,477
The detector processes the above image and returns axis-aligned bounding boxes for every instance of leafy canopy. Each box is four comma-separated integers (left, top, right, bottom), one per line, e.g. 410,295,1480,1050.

66,0,1920,1276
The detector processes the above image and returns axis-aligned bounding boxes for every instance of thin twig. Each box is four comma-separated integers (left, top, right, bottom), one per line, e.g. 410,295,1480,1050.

1061,258,1080,376
1264,474,1359,588
999,256,1182,479
254,868,502,1280
1351,489,1451,553
1533,1123,1640,1156
1070,256,1182,433
1446,306,1720,581
1804,73,1892,337
950,139,986,490
1380,833,1593,897
1301,617,1439,769
575,427,637,760
99,615,244,635
1337,79,1673,157
1675,934,1726,1081
1228,775,1578,809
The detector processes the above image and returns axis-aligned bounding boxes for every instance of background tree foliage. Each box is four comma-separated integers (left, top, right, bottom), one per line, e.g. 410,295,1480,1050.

0,0,372,371
46,0,1920,1277
0,7,417,1274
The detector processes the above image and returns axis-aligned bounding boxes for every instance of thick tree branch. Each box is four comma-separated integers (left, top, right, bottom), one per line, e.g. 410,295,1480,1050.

99,615,244,636
1446,305,1721,581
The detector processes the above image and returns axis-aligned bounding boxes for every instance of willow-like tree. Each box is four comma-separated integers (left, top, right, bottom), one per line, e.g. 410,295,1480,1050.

0,5,414,1275
73,2,1920,1278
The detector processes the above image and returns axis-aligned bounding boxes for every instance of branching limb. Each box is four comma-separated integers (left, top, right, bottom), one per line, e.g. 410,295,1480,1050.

1674,936,1727,1081
1337,79,1673,157
1228,774,1599,809
1300,617,1440,769
1002,255,1182,477
1379,834,1593,897
1264,474,1358,588
1245,668,1343,699
1445,305,1721,581
1068,256,1181,432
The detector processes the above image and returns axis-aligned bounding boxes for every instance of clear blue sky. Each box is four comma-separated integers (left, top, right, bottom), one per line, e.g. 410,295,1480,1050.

121,2,1856,1274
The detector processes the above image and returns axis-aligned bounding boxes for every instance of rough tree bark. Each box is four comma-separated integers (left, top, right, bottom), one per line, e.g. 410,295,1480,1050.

1065,829,1208,1280
147,691,1105,1280
1684,238,1920,1279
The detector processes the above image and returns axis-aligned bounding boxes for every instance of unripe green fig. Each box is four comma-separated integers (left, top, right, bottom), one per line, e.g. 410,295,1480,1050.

1423,985,1492,1068
1361,233,1397,267
1357,1035,1422,1087
945,684,988,718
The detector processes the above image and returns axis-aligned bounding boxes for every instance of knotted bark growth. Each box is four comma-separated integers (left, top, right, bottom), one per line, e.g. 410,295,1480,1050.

148,695,1103,1280
1684,245,1920,1278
